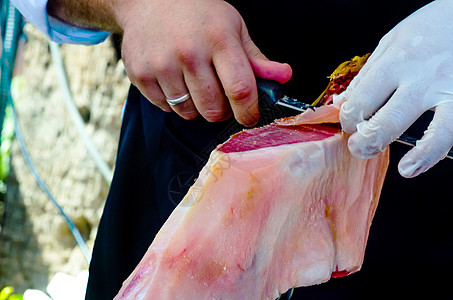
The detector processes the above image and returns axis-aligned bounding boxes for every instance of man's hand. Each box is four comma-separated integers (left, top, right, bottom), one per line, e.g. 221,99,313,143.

48,0,292,126
114,0,291,126
339,0,453,178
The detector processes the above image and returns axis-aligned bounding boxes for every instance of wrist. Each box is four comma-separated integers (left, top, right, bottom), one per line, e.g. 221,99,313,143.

111,0,147,34
46,0,122,33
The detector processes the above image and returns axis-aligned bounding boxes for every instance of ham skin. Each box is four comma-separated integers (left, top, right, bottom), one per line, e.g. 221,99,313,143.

114,55,390,299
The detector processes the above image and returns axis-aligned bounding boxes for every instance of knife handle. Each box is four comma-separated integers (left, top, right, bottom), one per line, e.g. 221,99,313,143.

256,78,286,109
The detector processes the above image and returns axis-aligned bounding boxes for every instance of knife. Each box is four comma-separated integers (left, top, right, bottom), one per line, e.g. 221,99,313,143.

256,78,453,160
257,78,316,113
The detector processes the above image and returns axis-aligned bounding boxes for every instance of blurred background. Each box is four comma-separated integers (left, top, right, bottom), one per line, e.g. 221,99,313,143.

1,6,130,298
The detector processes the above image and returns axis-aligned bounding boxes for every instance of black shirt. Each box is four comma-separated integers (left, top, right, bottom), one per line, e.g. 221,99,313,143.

86,1,452,299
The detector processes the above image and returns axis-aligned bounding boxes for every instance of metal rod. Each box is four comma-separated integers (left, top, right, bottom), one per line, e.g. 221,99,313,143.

276,101,305,112
398,133,453,160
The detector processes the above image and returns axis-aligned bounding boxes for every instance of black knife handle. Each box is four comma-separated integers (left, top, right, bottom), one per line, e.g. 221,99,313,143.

256,78,286,109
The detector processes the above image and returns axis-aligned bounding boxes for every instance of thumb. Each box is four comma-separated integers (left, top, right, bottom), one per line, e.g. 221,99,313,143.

240,22,292,83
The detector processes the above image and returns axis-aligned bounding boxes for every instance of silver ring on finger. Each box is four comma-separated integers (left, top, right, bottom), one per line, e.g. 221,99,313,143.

166,93,191,105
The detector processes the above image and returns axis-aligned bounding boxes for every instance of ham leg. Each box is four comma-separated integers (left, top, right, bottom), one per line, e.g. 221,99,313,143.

114,55,389,299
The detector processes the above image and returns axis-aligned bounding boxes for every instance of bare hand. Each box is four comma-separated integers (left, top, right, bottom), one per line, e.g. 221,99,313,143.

114,0,292,126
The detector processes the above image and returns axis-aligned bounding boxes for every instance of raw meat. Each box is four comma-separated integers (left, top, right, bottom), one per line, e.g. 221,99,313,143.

114,111,389,300
114,55,389,299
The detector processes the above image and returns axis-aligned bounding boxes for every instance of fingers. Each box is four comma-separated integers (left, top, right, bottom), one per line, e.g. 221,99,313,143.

212,31,260,126
210,20,293,126
131,37,259,125
339,49,401,133
398,101,453,178
135,78,173,113
124,12,290,126
182,58,232,122
241,24,293,84
128,49,231,122
344,82,453,178
157,64,200,120
346,85,426,159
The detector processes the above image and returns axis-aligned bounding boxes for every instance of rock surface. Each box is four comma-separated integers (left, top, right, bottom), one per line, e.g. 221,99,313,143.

0,24,129,293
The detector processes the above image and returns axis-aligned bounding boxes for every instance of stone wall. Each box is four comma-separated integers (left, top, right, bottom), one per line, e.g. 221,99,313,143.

0,25,129,293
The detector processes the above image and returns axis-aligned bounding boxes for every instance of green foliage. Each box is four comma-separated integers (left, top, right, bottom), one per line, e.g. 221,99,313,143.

0,286,23,300
0,286,13,300
0,105,14,193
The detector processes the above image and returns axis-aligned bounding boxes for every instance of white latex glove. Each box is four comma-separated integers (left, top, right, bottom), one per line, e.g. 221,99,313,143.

339,0,453,178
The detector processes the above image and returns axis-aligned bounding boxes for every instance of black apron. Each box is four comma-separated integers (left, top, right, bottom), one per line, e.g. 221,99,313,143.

86,1,452,299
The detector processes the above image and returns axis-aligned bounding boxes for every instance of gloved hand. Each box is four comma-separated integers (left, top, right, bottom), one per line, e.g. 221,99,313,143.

339,0,453,178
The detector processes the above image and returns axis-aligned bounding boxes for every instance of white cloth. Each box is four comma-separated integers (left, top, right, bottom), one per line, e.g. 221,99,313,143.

11,0,109,45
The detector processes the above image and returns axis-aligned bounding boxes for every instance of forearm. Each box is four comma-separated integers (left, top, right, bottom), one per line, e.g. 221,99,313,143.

46,0,122,33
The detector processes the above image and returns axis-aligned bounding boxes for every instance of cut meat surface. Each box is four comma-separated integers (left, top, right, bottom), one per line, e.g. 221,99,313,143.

218,123,341,153
114,55,389,299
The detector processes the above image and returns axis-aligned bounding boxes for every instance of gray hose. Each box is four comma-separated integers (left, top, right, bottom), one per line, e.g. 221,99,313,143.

49,41,113,183
1,1,92,263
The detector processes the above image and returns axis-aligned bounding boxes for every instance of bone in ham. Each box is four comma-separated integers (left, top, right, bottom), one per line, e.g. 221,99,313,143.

114,55,390,300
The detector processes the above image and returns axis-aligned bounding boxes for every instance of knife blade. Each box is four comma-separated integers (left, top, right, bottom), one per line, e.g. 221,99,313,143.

256,78,453,160
257,78,316,113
